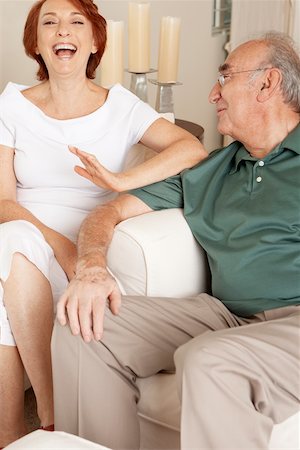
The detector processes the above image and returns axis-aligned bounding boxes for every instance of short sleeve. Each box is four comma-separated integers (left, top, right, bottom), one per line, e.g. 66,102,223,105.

129,174,184,210
0,117,15,148
127,98,160,144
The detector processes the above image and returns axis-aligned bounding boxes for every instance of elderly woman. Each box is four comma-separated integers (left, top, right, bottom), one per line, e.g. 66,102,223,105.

0,0,207,447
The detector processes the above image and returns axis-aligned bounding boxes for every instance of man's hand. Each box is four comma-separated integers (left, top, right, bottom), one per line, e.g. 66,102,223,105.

56,266,122,342
56,194,151,342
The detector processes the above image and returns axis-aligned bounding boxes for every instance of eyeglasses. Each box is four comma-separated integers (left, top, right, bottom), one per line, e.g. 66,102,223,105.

218,68,271,87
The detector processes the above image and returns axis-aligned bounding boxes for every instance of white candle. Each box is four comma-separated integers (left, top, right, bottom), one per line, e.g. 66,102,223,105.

99,20,124,88
157,16,181,83
128,2,150,73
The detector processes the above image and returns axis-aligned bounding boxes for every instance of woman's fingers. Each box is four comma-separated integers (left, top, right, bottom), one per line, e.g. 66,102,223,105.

69,145,122,191
69,145,106,176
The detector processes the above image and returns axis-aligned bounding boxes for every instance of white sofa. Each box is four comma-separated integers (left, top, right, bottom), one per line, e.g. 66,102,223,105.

107,208,300,450
4,430,111,449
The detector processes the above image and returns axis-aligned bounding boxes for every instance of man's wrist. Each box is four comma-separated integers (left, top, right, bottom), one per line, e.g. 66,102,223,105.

75,250,107,280
74,266,108,282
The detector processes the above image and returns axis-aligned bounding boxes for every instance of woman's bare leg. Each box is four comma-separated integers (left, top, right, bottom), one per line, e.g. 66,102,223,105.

3,253,54,430
0,344,27,447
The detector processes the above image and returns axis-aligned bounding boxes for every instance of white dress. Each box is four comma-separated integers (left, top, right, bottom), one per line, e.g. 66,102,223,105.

0,82,159,345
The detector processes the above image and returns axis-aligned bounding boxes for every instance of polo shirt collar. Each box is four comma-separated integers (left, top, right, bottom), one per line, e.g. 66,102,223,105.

281,122,300,155
230,123,300,174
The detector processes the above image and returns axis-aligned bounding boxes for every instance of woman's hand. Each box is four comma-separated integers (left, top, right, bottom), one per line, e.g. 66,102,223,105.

69,118,208,193
69,146,126,192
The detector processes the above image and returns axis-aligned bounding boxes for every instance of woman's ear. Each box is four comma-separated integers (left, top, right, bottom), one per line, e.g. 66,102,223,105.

257,68,282,103
91,40,98,55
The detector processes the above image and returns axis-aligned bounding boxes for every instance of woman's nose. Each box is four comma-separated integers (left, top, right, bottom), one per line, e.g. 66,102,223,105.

208,82,221,104
56,24,71,37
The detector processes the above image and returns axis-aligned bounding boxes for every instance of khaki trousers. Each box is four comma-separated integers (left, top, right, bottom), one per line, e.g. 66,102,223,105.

51,294,300,450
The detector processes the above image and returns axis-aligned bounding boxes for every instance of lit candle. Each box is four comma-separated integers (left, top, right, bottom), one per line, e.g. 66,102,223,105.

157,16,181,83
99,20,124,88
128,2,150,73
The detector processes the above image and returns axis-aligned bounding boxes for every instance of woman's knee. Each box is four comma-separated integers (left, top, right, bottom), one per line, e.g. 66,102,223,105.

1,220,43,240
0,220,53,279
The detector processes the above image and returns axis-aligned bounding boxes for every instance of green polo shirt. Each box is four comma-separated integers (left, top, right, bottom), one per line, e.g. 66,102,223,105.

130,124,300,317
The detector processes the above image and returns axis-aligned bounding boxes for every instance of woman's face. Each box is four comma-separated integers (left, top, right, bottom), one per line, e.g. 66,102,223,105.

36,0,97,79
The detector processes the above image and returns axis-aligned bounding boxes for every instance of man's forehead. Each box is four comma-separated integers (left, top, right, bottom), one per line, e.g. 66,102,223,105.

219,41,264,72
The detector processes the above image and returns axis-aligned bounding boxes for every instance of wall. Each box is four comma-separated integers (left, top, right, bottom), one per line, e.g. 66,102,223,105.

0,0,228,151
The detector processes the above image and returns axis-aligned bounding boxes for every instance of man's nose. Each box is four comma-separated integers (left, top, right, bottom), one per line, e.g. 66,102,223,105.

208,82,221,104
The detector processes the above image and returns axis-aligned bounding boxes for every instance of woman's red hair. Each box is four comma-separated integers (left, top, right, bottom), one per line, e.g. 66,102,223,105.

23,0,107,80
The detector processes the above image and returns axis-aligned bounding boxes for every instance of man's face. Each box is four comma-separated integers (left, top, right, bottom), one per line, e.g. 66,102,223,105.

208,42,269,141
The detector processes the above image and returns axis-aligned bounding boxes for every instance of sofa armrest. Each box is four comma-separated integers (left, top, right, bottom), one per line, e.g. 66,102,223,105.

107,208,210,298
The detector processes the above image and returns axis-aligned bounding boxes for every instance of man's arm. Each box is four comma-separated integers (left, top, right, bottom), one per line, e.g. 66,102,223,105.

56,194,152,342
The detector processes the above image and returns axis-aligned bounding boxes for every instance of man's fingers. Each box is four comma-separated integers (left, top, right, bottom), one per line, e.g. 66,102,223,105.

78,302,93,343
56,294,68,326
57,272,118,342
66,299,81,336
109,288,122,315
92,299,105,341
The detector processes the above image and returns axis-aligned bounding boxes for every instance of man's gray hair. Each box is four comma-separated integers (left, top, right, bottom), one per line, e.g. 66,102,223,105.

258,32,300,113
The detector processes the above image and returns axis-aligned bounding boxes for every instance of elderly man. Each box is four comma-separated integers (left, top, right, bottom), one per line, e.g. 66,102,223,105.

52,32,300,449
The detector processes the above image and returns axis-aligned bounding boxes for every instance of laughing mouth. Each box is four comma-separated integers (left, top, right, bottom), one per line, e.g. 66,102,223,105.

53,43,77,57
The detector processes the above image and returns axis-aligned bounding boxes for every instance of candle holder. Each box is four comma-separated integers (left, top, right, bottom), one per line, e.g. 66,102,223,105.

126,69,157,103
149,79,183,114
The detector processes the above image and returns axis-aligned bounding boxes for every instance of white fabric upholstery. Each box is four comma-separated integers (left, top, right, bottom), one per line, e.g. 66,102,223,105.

107,209,210,298
5,430,110,449
107,208,300,450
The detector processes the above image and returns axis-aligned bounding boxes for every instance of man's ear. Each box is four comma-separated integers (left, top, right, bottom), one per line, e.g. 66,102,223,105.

257,68,282,103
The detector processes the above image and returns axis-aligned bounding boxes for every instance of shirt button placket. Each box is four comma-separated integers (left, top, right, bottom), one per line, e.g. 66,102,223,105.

252,161,264,191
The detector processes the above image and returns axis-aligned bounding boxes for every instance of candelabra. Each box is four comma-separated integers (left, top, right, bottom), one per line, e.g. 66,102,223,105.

149,79,182,114
127,69,157,103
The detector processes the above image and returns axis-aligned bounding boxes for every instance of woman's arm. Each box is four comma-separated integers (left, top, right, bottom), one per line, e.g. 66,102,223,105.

69,118,208,192
0,146,77,280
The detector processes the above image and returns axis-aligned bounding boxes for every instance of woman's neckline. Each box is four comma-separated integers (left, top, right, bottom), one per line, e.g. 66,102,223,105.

10,81,121,123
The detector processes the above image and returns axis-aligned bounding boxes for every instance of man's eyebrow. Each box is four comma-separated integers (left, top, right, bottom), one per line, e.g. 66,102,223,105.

218,63,232,72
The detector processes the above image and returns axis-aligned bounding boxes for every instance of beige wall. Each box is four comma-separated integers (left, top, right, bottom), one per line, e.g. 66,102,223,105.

0,0,227,151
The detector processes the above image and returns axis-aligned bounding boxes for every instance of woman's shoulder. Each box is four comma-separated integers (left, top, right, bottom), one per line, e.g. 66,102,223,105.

107,83,141,104
20,83,46,105
0,82,32,109
1,82,25,99
106,83,157,117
